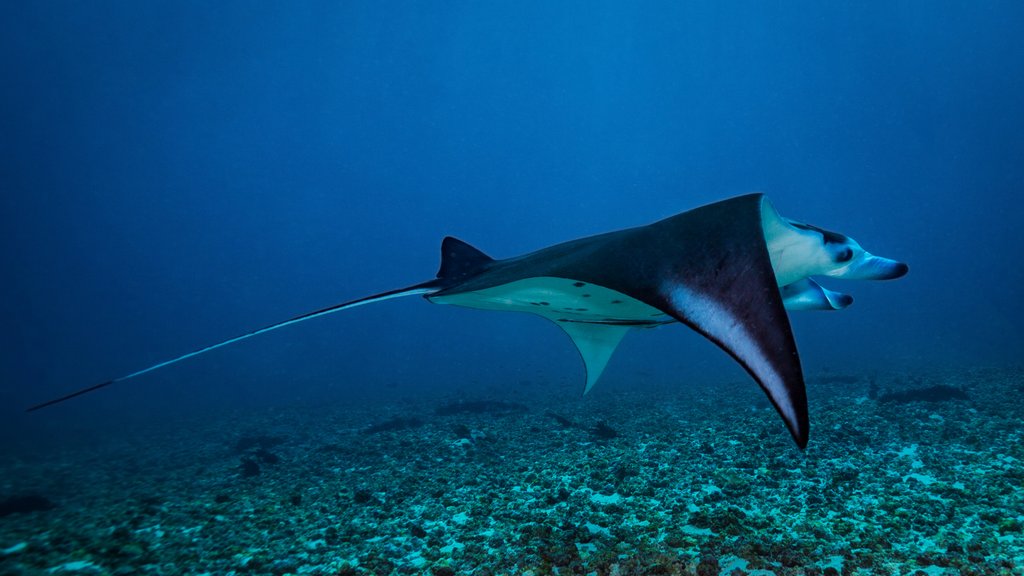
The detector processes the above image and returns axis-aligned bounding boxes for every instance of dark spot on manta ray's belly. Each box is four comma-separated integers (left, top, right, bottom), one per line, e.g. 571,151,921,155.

611,300,622,304
582,294,591,297
573,282,586,287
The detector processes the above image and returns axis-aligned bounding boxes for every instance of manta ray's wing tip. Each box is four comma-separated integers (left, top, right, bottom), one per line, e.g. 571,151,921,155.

764,375,809,450
794,437,809,450
793,422,809,450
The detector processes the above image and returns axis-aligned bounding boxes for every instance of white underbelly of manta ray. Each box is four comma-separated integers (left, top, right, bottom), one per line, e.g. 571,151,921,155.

430,278,673,401
429,278,668,323
27,194,908,449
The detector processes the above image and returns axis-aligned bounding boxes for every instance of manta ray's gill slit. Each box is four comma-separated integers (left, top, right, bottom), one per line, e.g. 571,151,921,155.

573,282,586,287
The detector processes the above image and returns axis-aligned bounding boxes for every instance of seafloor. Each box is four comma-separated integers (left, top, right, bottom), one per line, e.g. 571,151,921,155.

2,366,1022,576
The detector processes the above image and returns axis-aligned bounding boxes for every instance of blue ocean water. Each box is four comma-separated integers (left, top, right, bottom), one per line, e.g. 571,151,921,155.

3,3,1024,574
3,1,1022,434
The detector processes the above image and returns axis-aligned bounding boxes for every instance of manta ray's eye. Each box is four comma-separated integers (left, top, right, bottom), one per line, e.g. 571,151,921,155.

835,247,853,263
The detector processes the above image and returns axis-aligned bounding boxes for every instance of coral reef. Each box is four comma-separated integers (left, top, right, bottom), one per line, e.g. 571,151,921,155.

878,384,970,404
1,366,1022,575
362,416,424,434
435,400,529,416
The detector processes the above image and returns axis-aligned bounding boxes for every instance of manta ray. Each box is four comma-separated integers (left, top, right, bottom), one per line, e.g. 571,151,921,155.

28,194,907,447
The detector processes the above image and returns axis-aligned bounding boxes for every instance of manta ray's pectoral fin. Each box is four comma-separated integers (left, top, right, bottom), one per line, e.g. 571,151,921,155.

781,278,853,311
639,194,809,447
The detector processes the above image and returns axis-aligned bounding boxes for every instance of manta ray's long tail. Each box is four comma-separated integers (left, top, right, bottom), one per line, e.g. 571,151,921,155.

25,282,441,412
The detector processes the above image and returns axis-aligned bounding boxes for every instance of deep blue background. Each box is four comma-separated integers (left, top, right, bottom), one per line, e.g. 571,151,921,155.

2,2,1022,440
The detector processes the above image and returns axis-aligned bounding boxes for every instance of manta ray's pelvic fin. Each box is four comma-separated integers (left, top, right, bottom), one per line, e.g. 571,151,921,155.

554,321,632,396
